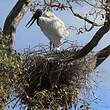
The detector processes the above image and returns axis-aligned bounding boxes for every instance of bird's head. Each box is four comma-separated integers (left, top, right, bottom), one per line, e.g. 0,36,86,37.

26,9,42,28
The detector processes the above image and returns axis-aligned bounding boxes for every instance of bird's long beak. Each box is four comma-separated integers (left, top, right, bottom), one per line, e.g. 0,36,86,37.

26,15,36,28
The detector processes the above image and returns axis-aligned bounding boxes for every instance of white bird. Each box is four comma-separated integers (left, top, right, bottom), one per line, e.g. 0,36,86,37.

26,9,69,51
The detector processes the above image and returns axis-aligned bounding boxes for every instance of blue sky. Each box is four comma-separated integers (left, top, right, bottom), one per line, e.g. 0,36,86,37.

0,1,110,110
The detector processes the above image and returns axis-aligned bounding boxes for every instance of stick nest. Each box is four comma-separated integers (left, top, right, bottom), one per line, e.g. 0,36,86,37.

18,45,96,109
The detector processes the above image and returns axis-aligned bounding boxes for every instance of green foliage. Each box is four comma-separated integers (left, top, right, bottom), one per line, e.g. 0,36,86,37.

0,34,9,50
25,85,78,110
0,35,23,107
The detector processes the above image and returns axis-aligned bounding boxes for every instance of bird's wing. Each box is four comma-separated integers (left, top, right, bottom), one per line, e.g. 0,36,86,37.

38,12,69,47
42,11,57,19
42,11,69,38
53,18,69,38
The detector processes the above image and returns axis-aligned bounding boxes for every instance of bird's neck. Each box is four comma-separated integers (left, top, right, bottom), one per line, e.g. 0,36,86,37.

37,18,40,26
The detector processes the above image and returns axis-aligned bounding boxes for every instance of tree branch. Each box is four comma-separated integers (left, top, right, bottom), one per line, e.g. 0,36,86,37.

3,0,32,52
66,0,101,27
94,0,110,68
64,1,110,63
75,22,110,59
64,21,110,63
74,0,110,59
95,45,110,68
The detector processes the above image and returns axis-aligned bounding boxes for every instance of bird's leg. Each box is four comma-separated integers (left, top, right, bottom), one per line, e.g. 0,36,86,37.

50,41,52,51
53,43,55,50
53,44,60,52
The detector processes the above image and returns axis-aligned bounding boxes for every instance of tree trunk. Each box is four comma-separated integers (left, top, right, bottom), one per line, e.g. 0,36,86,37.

3,0,32,52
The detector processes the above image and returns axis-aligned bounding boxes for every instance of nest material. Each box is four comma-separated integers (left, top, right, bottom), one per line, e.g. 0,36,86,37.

18,46,96,109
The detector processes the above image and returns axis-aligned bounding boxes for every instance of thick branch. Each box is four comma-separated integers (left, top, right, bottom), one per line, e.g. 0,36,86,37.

64,15,110,62
74,0,110,59
95,45,110,68
74,22,110,59
63,21,110,63
3,0,32,52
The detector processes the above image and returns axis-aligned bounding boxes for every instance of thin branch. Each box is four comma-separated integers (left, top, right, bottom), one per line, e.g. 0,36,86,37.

83,0,106,10
66,0,101,27
5,95,19,106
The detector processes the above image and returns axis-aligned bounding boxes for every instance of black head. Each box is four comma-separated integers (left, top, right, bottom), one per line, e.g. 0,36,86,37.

34,9,42,18
26,9,42,28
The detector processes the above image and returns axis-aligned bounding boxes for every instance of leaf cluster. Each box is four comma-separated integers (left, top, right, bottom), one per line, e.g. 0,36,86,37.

0,34,23,108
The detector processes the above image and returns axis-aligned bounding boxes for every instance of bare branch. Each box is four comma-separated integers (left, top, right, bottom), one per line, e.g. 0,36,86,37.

64,0,110,62
3,0,32,52
95,45,110,68
64,21,110,63
76,23,110,59
66,0,101,27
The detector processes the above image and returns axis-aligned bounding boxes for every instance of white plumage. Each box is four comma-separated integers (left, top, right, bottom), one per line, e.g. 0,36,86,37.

26,9,69,51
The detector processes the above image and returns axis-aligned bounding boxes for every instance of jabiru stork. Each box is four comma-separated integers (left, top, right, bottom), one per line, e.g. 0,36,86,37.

26,9,69,51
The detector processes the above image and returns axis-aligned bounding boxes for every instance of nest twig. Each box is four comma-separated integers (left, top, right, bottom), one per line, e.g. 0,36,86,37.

16,44,96,109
